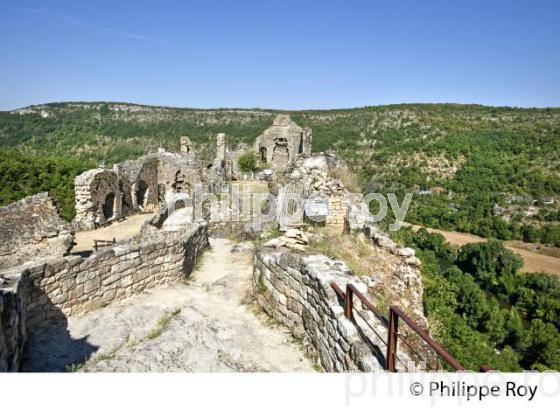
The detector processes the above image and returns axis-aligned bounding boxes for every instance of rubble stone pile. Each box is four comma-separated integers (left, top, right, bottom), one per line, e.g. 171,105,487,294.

264,229,309,251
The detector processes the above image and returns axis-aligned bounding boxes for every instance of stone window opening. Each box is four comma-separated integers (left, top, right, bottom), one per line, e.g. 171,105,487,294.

172,170,187,193
260,147,267,163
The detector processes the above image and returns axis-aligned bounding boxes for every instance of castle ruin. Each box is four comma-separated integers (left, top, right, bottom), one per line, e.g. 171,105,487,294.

254,114,312,170
1,114,430,373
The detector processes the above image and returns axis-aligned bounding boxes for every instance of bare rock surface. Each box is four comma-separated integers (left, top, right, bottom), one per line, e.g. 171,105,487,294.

0,192,74,270
23,238,314,372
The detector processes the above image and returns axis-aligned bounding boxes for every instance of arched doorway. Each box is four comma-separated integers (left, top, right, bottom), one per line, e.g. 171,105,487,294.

260,147,267,163
136,180,148,208
103,193,115,219
272,145,289,167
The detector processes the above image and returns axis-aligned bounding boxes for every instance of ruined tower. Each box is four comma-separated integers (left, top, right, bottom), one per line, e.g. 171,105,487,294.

216,133,227,164
302,127,312,156
255,114,310,170
180,136,195,159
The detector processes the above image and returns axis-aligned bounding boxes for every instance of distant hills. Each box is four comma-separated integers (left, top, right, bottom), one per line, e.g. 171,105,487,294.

1,102,559,245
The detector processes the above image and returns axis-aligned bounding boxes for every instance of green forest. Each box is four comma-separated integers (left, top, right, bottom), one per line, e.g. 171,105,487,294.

1,102,559,245
1,101,559,372
390,226,560,371
292,105,560,247
0,150,92,220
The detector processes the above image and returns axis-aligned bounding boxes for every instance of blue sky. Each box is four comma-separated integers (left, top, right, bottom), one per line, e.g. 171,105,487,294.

1,0,559,110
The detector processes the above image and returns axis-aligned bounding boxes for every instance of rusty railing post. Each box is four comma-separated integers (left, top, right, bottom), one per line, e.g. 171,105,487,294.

386,307,399,372
344,284,353,319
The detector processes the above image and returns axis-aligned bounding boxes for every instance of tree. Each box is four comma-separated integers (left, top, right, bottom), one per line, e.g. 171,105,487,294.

503,308,524,348
456,240,523,288
521,319,560,370
237,151,258,173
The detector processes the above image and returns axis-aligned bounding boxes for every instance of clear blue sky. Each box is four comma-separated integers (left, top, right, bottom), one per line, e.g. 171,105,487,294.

1,0,559,110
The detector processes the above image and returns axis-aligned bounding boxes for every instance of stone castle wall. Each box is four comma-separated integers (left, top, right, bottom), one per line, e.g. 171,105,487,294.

253,249,384,372
326,193,347,231
255,114,306,170
0,270,29,372
74,169,122,230
74,151,207,231
0,222,208,371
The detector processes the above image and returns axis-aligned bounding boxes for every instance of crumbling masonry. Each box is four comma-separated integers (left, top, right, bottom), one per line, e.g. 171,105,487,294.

1,114,429,373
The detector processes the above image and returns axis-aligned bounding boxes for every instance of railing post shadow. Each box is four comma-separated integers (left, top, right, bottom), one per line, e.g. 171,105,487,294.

386,307,399,372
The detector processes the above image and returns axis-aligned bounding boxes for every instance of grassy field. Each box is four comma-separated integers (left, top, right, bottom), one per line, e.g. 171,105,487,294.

406,223,560,276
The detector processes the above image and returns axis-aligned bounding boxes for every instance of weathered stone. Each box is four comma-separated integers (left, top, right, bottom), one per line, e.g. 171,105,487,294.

398,247,416,257
0,193,74,271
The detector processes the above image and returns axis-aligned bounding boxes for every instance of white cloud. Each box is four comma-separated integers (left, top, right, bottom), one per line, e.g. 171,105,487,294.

25,8,166,44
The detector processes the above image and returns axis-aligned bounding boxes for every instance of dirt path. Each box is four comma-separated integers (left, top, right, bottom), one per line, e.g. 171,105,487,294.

407,224,560,277
24,238,314,372
72,213,155,253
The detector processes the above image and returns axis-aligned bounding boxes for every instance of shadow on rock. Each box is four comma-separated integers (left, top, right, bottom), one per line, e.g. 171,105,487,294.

22,285,98,372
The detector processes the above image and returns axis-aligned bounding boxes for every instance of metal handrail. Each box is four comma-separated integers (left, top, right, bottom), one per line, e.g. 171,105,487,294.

387,305,465,371
330,281,473,372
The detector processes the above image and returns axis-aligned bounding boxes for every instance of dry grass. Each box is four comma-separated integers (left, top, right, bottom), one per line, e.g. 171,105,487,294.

230,180,270,194
330,168,362,193
407,223,560,277
306,227,394,277
147,308,182,340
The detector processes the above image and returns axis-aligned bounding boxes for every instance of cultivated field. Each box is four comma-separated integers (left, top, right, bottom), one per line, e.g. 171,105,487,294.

407,224,560,277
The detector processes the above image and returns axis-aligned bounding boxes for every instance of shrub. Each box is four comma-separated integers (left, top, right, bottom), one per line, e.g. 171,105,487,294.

237,151,258,173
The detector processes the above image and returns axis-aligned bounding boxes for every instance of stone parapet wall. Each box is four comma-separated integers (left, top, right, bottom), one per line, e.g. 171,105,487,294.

253,249,384,372
0,222,208,371
26,222,208,324
0,271,29,372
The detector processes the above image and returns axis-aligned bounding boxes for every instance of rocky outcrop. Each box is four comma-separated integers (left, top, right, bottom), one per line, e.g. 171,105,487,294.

286,154,347,195
360,225,428,334
0,193,74,271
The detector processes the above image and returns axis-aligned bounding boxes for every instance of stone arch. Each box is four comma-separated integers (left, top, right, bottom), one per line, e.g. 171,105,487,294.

74,168,120,230
136,180,149,208
102,193,115,219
